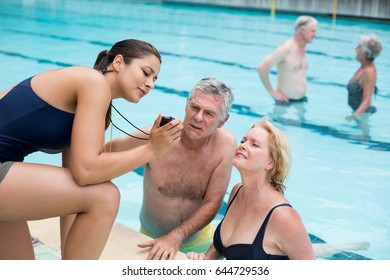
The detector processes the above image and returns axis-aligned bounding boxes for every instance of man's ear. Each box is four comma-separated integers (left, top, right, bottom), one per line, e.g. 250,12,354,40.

218,114,229,128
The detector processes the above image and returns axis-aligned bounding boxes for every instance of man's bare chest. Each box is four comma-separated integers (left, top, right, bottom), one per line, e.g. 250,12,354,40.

149,155,217,199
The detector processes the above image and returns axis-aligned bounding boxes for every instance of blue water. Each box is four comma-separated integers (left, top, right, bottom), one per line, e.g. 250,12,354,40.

1,0,389,260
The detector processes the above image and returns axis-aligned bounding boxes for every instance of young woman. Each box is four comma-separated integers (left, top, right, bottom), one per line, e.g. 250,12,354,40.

0,39,183,259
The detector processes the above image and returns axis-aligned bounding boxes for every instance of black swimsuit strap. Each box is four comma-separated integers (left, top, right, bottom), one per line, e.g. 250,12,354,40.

225,185,243,214
254,203,292,247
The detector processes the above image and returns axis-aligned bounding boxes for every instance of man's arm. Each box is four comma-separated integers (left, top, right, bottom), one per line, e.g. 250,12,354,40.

138,131,237,260
257,41,290,102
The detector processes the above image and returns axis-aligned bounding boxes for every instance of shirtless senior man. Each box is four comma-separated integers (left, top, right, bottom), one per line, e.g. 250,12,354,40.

257,15,317,103
137,77,236,260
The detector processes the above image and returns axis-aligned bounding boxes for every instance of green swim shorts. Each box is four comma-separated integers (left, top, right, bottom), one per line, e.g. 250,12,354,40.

140,223,215,254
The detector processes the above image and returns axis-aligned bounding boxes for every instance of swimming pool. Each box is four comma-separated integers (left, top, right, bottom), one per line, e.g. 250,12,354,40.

0,0,389,260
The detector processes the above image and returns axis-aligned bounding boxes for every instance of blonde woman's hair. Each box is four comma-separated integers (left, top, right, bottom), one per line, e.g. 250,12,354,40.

252,119,291,193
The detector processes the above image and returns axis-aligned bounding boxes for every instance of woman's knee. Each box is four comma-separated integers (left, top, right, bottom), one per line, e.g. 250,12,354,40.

94,182,121,216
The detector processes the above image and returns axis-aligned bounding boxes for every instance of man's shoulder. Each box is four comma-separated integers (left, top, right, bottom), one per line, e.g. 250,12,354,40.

212,128,237,154
215,127,236,144
277,39,295,52
267,39,293,61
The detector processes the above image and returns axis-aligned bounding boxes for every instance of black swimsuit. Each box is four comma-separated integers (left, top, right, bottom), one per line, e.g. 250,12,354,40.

0,77,75,162
213,186,291,260
347,78,377,114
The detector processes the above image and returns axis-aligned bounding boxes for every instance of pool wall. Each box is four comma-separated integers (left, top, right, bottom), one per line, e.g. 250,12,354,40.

161,0,390,20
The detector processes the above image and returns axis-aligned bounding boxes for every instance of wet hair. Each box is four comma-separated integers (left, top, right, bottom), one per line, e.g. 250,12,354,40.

359,34,382,61
252,119,291,194
187,77,234,120
93,39,161,129
294,15,317,34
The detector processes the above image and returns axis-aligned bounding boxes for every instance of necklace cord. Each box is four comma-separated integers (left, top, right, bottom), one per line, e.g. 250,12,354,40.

109,104,149,140
111,104,149,136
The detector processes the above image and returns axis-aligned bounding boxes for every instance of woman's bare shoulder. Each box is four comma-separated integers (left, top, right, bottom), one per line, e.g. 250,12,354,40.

34,66,104,84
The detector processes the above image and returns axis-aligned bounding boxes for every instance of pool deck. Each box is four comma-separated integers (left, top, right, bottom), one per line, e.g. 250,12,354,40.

28,218,187,260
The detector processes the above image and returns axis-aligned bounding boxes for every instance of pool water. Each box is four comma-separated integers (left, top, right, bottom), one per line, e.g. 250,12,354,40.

1,0,389,260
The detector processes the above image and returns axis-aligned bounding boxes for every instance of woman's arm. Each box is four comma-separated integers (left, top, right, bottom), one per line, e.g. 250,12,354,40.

106,125,152,152
69,70,182,186
204,244,223,260
270,207,315,260
187,244,222,260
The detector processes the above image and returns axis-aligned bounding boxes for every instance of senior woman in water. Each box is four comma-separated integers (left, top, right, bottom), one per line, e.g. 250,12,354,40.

187,119,371,260
188,119,315,260
346,34,382,121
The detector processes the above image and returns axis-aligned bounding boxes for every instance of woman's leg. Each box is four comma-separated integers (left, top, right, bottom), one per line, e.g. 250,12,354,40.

60,214,76,258
0,221,35,260
0,162,120,259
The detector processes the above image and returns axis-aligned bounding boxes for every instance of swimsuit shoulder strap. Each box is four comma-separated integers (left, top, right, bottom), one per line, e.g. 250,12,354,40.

225,185,243,214
254,203,292,246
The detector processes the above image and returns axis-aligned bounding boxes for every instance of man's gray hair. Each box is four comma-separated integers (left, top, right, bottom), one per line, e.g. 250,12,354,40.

294,15,318,34
188,77,234,120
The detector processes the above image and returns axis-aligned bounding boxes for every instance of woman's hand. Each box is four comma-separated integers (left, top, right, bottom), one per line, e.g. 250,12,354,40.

187,251,206,260
147,114,183,157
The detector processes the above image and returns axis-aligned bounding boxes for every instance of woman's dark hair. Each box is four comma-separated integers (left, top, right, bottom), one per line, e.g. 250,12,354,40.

94,39,162,129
